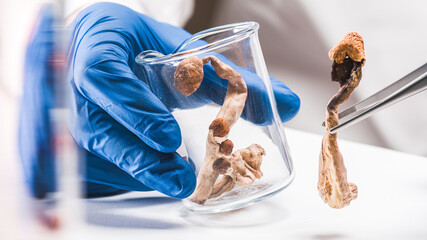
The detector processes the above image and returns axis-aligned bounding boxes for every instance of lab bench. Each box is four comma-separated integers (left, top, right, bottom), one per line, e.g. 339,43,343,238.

26,128,427,240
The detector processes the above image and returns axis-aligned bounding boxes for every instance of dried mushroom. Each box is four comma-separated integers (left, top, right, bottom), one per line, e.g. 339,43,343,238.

174,56,265,204
318,32,365,209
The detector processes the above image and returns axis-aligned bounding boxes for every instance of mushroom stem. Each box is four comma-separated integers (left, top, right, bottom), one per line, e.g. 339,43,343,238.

189,56,248,204
318,32,365,209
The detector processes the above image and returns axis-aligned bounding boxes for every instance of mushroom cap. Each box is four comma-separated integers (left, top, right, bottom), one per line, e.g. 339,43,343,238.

174,57,204,96
219,139,234,155
212,158,231,175
209,118,230,137
328,32,366,66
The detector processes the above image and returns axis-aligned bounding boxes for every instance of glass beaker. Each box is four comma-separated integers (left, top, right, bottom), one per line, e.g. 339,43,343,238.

136,22,294,213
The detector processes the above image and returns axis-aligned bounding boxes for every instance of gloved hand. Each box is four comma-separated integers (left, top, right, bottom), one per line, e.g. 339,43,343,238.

72,2,299,198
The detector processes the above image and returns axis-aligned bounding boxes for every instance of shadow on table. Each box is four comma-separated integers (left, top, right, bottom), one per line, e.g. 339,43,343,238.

85,196,182,229
180,199,288,227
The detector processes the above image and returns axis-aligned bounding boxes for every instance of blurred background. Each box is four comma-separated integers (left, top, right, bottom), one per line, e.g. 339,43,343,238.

184,0,427,157
2,0,426,161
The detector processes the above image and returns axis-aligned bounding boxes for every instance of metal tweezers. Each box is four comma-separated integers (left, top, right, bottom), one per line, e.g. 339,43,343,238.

325,62,427,134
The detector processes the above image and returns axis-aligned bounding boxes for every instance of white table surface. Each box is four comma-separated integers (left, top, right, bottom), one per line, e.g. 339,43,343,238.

62,128,427,240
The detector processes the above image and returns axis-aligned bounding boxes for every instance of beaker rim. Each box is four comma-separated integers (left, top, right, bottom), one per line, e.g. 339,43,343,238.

135,21,259,65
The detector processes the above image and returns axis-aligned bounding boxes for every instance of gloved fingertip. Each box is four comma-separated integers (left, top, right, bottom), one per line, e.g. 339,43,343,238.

143,118,183,153
140,153,197,199
271,77,301,122
165,165,197,199
278,90,301,122
187,156,196,172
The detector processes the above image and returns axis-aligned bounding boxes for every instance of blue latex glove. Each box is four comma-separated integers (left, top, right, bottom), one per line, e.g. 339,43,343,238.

19,5,56,199
67,2,300,198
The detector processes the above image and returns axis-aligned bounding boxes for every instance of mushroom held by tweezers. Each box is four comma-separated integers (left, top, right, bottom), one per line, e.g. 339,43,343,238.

318,32,365,209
